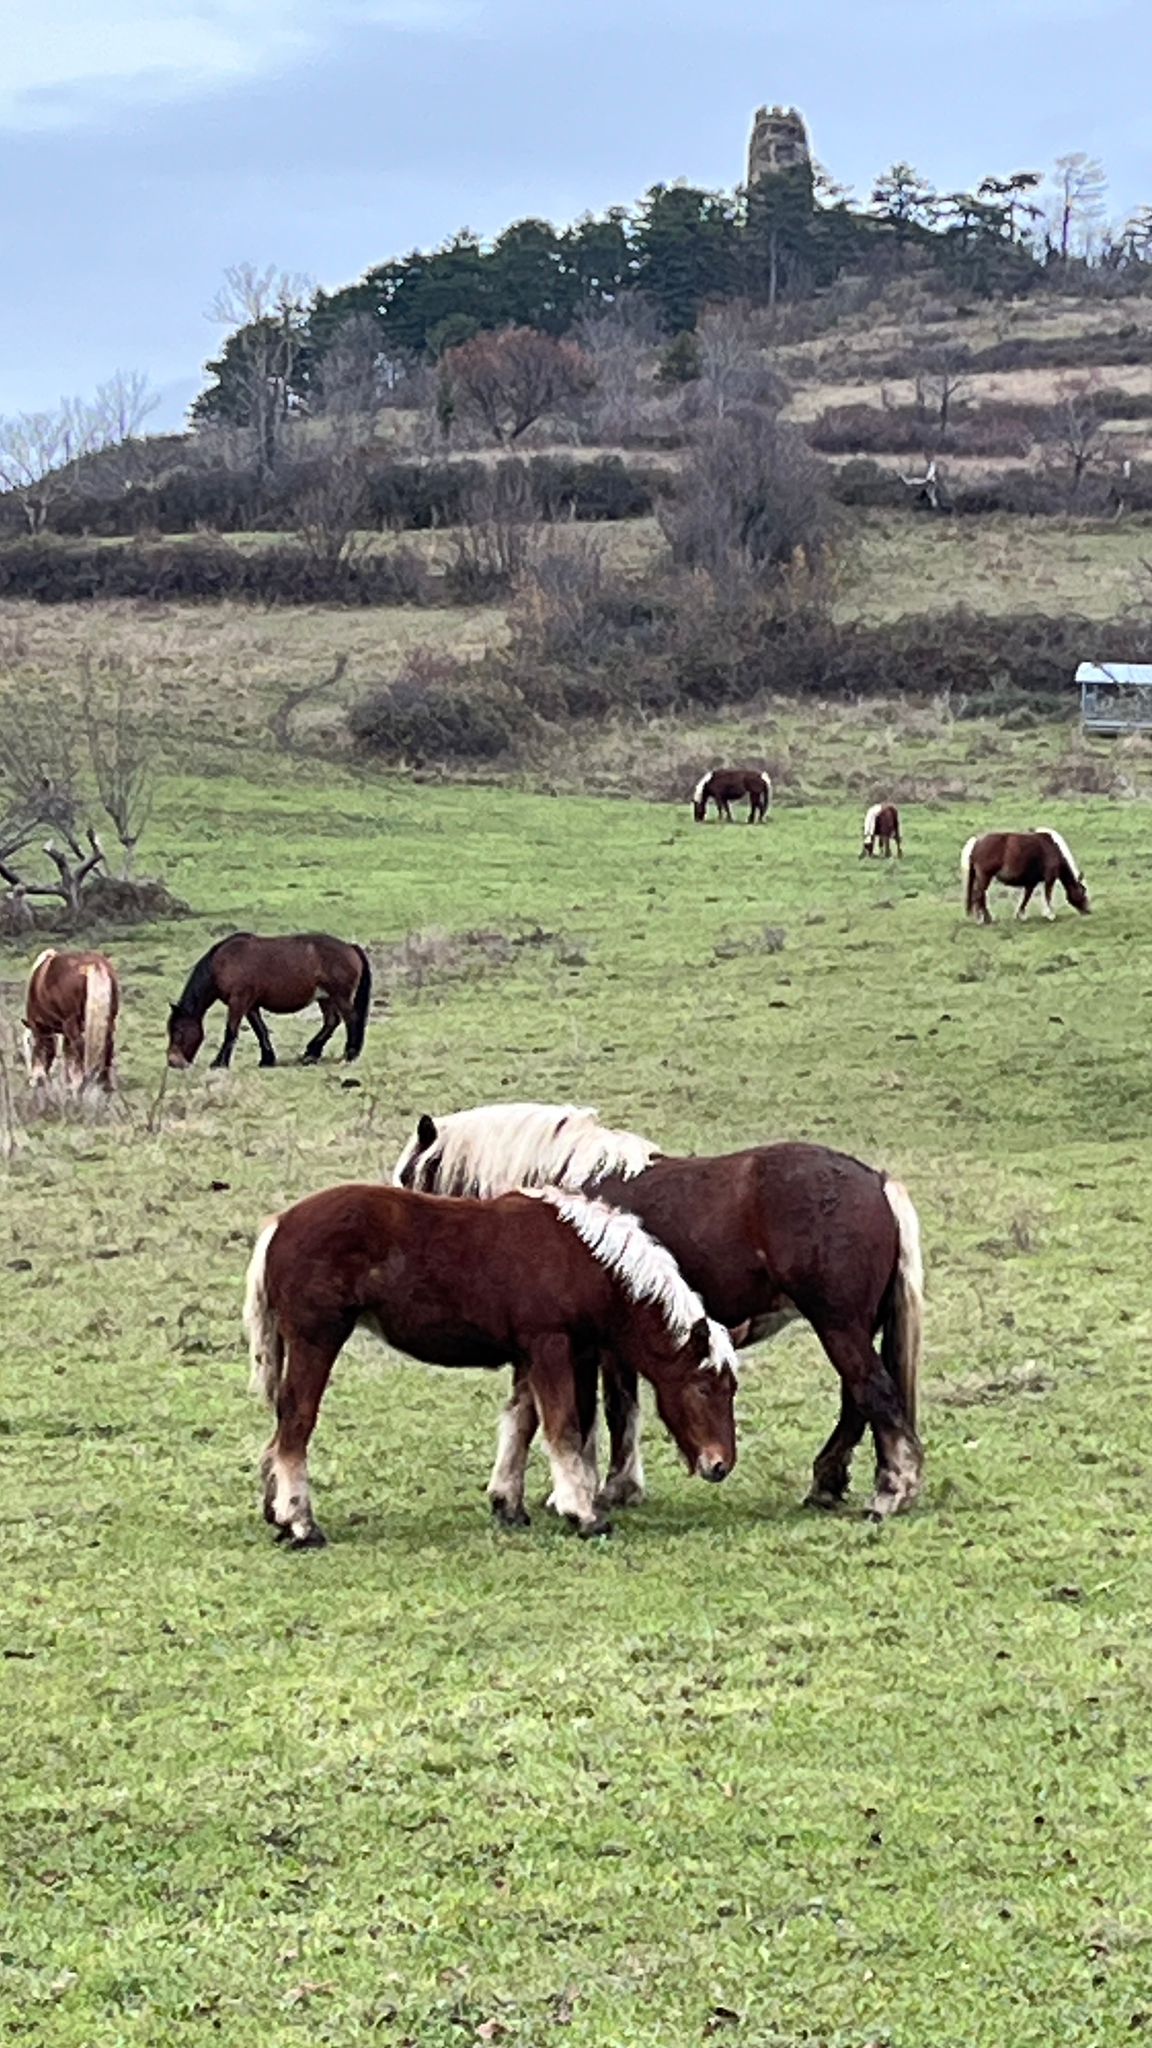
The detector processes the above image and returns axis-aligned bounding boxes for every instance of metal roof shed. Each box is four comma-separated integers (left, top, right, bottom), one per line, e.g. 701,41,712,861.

1077,662,1152,736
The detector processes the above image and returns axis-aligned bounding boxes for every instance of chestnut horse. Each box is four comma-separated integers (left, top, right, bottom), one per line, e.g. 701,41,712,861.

394,1103,924,1521
692,768,772,824
962,829,1089,924
24,948,119,1093
167,932,372,1070
861,803,902,859
244,1183,738,1545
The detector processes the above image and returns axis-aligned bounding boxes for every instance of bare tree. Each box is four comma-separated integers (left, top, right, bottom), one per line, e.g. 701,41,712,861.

0,372,157,532
1040,383,1106,504
441,329,594,445
80,660,154,875
207,262,312,477
1047,154,1108,262
659,410,834,584
446,465,537,598
691,307,787,422
291,422,371,588
912,347,970,436
573,298,660,441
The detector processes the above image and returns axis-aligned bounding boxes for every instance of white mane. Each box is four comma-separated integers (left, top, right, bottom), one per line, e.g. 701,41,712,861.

1037,826,1082,879
863,804,881,838
692,772,711,804
534,1187,738,1375
392,1101,660,1198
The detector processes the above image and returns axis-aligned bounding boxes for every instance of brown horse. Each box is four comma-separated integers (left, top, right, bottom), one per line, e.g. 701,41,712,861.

861,803,902,858
692,768,772,824
962,829,1089,924
244,1183,738,1546
24,948,120,1093
167,932,372,1070
393,1103,924,1521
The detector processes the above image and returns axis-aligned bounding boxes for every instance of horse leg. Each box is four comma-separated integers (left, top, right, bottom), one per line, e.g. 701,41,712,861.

487,1368,537,1527
1016,883,1036,922
1042,877,1057,921
261,1327,342,1547
302,997,341,1065
809,1321,923,1520
25,1027,56,1089
598,1355,645,1508
62,1024,85,1094
805,1386,867,1509
210,1000,247,1069
248,1008,277,1067
528,1335,607,1536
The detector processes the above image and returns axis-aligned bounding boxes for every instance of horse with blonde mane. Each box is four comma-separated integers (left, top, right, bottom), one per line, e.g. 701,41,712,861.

393,1102,924,1521
24,948,120,1093
692,769,772,824
244,1181,738,1546
861,803,902,858
961,828,1089,924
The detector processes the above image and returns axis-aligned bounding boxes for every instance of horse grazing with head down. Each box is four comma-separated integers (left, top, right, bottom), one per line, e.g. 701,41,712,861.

692,769,772,824
24,948,120,1093
962,829,1089,924
861,803,902,859
393,1102,924,1522
244,1182,738,1546
167,932,372,1070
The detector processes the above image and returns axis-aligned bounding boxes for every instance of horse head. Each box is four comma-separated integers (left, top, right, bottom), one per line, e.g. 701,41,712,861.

166,1005,205,1069
1066,874,1091,915
650,1318,738,1482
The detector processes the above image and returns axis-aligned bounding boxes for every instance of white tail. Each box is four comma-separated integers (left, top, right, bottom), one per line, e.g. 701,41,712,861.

1036,826,1081,879
959,835,977,904
760,772,773,809
882,1179,924,1434
862,803,881,841
243,1220,285,1403
82,962,115,1086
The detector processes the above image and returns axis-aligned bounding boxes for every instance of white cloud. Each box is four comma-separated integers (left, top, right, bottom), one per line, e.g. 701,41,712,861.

1,0,471,132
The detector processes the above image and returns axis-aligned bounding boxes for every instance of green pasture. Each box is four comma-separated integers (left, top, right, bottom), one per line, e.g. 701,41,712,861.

4,758,1152,2046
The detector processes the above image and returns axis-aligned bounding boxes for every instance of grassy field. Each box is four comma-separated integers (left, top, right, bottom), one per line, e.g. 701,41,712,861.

4,743,1152,2046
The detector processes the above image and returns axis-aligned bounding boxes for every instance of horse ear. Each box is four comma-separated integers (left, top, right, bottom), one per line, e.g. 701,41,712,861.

417,1113,438,1150
689,1316,711,1361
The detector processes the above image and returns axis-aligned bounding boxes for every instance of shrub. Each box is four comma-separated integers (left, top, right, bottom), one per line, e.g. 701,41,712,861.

0,537,432,606
348,659,530,761
659,411,835,580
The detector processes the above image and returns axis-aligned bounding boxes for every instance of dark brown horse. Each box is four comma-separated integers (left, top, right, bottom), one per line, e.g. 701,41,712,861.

692,768,772,824
167,932,372,1070
244,1183,738,1545
962,829,1089,924
393,1104,923,1521
24,947,120,1093
861,803,902,858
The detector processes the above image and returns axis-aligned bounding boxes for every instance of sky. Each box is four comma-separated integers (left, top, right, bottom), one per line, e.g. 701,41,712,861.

2,0,1150,430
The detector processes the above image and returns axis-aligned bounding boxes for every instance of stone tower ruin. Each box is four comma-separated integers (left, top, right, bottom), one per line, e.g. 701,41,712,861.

747,105,811,185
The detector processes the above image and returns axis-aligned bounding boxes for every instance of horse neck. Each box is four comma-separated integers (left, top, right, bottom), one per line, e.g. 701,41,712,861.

176,947,222,1018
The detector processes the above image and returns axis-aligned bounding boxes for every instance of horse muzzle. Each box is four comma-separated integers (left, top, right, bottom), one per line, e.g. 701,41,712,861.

696,1452,732,1483
166,1048,190,1071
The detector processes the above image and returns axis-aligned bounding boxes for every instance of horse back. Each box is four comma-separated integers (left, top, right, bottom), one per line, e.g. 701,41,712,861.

973,831,1055,885
27,949,118,1029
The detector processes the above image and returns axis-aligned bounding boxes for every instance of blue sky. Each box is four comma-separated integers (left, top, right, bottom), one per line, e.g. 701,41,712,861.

3,0,1150,429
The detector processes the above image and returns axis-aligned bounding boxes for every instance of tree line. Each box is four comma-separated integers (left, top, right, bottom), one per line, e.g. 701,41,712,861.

193,150,1152,430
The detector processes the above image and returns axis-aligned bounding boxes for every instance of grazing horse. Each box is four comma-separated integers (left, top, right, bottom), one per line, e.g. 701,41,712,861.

692,768,772,824
861,803,902,859
393,1103,924,1521
244,1183,738,1546
962,829,1089,925
24,948,119,1093
167,932,372,1070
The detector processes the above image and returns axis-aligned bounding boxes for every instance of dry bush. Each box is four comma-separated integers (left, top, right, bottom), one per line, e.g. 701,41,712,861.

370,923,581,995
444,465,537,603
659,411,835,583
348,651,530,763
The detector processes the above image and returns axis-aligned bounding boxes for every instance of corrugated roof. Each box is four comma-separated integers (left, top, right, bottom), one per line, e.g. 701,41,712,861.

1076,663,1152,685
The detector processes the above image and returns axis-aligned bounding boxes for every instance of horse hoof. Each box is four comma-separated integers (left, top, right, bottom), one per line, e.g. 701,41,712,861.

299,1053,320,1067
260,1055,278,1069
577,1515,613,1539
597,1477,645,1509
804,1486,847,1512
287,1525,327,1550
490,1498,531,1529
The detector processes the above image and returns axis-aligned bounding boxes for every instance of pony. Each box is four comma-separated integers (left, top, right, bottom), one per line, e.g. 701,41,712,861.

393,1103,924,1521
961,829,1089,924
243,1182,738,1546
692,769,772,824
167,932,372,1070
861,803,902,859
24,948,119,1093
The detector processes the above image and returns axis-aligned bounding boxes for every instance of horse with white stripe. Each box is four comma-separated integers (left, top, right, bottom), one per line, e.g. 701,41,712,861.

861,803,902,858
692,768,772,824
393,1104,924,1521
244,1181,738,1546
962,829,1089,924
